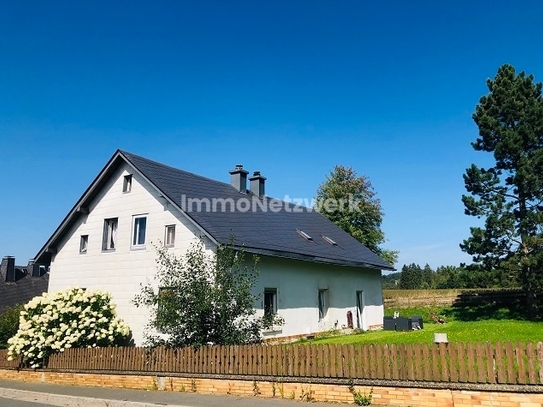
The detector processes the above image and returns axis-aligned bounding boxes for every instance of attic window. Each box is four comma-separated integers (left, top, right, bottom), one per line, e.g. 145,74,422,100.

322,235,338,246
296,229,313,241
123,174,132,193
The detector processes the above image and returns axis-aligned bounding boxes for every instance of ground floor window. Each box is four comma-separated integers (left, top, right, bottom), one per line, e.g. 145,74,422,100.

264,288,277,317
318,289,328,320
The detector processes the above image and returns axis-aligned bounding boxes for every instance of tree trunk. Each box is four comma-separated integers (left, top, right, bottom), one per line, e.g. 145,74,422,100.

524,264,540,318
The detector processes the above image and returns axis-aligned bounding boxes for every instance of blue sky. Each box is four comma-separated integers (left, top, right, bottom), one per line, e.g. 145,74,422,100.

1,1,542,271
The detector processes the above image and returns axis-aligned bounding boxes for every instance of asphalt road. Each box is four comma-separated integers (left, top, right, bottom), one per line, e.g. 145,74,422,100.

0,396,56,407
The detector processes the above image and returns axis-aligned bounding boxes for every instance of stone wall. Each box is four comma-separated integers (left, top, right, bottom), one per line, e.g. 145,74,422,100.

2,368,543,407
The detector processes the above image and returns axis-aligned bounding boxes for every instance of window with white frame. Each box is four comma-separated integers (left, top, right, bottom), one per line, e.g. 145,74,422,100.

131,215,147,248
264,288,277,317
318,289,328,320
102,218,118,251
123,174,132,193
79,235,88,254
165,225,176,247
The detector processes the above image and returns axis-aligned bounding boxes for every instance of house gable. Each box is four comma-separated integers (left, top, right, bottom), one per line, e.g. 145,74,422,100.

35,151,216,267
46,161,216,344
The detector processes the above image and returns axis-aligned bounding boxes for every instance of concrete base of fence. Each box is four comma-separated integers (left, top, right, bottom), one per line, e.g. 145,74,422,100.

1,368,543,407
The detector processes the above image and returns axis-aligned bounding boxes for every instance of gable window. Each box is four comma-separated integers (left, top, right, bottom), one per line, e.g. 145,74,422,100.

264,288,277,317
318,289,328,320
165,225,176,247
102,218,118,251
123,174,132,193
79,235,88,254
132,215,147,248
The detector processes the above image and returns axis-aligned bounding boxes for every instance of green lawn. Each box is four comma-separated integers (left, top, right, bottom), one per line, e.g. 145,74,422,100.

304,319,543,345
300,300,543,345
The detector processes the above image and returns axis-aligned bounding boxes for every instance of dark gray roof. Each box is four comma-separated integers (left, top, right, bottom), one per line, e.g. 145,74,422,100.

35,150,393,271
121,151,393,270
0,273,49,313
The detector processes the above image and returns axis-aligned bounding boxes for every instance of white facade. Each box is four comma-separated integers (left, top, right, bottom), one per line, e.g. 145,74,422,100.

47,162,384,345
47,163,213,345
254,257,383,338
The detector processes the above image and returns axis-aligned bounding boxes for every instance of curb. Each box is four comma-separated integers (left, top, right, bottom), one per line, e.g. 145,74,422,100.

0,387,189,407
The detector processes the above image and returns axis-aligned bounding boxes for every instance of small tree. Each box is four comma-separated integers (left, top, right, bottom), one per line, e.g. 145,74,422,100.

7,288,131,368
315,165,398,265
134,240,282,348
0,304,23,349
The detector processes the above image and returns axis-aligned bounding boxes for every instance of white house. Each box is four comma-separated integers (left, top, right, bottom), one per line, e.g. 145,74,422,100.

34,150,394,345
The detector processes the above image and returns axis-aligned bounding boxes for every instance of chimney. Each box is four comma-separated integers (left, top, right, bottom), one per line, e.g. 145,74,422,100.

229,164,249,193
249,171,266,198
1,256,15,282
28,259,43,278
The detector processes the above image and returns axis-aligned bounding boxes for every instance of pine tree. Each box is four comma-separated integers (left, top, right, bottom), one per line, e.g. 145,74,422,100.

461,64,543,316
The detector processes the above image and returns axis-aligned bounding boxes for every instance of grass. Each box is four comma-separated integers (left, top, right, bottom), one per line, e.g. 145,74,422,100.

300,297,543,345
306,319,543,345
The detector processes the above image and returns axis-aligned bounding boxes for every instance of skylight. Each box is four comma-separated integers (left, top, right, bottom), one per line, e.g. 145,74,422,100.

322,235,338,246
296,229,313,241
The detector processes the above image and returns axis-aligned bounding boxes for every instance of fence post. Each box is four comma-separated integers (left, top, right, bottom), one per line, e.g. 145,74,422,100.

538,342,543,384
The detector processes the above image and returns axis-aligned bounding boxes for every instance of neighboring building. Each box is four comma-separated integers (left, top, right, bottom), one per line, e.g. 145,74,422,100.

0,256,49,313
34,150,393,345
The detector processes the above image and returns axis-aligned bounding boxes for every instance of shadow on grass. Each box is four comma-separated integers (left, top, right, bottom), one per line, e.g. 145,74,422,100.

443,294,539,322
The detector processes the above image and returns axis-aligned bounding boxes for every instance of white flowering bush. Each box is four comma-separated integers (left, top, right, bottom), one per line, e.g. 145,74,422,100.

7,287,131,368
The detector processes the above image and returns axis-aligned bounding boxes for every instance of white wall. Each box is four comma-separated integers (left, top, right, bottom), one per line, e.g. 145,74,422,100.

254,256,384,338
48,163,213,345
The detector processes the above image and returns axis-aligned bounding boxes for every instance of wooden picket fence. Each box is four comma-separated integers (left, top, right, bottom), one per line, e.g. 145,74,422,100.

1,342,542,385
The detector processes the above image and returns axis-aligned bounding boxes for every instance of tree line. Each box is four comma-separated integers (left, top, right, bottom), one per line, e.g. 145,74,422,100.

383,263,520,290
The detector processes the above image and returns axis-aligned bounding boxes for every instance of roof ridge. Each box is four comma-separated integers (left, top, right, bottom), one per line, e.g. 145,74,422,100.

119,149,240,192
120,150,317,208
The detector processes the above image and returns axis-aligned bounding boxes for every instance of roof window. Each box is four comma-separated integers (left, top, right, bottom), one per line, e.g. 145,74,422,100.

296,229,313,241
322,235,338,246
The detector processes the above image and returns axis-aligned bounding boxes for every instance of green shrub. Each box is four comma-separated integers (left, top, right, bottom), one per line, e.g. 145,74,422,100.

0,304,23,349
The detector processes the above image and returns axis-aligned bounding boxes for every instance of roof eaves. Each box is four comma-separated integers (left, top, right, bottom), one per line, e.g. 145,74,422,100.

34,150,127,264
233,245,392,271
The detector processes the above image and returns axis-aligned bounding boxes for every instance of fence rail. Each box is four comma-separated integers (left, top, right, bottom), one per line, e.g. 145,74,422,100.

1,341,542,385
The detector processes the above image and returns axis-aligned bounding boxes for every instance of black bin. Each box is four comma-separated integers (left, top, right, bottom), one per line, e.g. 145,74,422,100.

383,316,396,331
395,317,412,331
410,315,423,330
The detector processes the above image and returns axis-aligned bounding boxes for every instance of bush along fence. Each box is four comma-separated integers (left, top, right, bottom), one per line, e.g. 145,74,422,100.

1,341,542,385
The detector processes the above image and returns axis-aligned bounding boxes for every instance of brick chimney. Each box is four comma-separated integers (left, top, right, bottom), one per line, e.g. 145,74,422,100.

229,164,249,193
249,171,266,198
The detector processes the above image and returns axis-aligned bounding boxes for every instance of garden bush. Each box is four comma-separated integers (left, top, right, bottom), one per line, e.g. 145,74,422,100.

0,304,23,349
8,287,131,368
